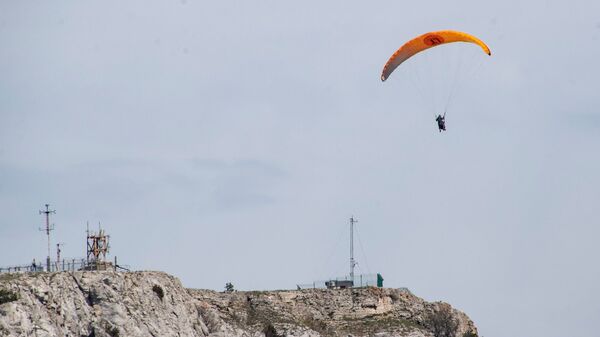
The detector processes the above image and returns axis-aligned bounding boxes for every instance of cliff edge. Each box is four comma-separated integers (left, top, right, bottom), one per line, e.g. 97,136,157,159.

0,271,477,337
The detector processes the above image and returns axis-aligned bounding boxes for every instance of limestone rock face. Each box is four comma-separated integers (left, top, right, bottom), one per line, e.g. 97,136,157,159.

0,271,205,337
0,272,477,337
190,287,477,337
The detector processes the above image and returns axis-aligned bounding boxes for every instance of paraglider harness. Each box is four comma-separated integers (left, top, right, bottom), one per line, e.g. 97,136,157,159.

436,112,446,132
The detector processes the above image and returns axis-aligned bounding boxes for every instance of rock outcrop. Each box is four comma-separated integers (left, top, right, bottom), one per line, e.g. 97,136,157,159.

0,271,477,337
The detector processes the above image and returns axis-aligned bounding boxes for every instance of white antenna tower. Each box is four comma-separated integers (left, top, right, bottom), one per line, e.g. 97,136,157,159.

350,216,358,284
39,204,56,271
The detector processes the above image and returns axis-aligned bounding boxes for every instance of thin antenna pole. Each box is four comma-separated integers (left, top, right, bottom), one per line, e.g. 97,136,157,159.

350,216,358,284
39,204,56,271
86,222,90,264
56,243,64,272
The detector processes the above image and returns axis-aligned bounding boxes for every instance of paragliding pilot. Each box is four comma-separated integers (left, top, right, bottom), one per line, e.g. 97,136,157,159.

436,114,446,132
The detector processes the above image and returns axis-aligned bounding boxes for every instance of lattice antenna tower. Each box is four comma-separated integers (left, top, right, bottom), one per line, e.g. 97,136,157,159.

39,204,56,271
86,222,110,265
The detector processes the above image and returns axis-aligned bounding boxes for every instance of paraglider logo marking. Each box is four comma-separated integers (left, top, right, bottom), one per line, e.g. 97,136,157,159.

423,34,444,46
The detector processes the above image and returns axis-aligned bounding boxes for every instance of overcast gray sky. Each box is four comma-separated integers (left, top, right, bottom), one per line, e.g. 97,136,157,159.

1,1,600,336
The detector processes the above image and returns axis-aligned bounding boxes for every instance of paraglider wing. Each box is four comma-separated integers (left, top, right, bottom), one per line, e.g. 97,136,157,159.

381,30,491,81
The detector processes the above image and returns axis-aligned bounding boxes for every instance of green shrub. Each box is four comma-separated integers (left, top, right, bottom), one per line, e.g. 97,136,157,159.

0,289,18,305
426,305,459,337
152,285,164,300
463,331,478,337
225,282,235,293
104,322,120,337
263,324,282,337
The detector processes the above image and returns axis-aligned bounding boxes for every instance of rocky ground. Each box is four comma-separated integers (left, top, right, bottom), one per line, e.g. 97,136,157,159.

0,271,477,337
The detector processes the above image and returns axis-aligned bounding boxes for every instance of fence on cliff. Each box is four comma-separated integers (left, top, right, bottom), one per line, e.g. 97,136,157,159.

297,273,390,290
0,257,130,273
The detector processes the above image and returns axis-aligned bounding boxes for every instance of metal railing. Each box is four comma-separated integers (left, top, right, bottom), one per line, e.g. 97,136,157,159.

0,257,129,273
297,273,381,290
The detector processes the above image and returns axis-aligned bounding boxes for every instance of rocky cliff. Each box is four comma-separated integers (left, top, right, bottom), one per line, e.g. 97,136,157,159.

0,271,477,337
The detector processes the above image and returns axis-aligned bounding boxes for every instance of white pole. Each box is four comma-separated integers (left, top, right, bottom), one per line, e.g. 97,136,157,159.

350,216,357,284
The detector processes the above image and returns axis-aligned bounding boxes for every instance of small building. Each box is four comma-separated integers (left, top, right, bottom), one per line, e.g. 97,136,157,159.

298,273,384,290
325,280,354,289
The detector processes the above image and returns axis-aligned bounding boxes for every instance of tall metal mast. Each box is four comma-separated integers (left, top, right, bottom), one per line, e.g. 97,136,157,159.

39,204,55,271
350,216,358,284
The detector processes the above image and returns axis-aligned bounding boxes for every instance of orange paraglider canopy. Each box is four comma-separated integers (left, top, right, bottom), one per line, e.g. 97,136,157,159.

381,30,491,81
